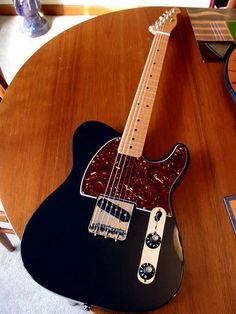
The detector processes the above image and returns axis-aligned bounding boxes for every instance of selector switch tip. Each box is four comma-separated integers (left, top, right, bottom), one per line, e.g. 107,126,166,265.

154,210,162,221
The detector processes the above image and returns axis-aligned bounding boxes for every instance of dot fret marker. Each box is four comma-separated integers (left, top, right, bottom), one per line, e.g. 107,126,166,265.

118,18,171,158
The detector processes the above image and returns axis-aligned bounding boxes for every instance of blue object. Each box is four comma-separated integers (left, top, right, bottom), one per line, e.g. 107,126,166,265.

13,0,49,37
224,47,236,103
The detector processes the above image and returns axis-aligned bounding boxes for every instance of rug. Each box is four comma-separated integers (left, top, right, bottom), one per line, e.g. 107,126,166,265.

0,234,91,314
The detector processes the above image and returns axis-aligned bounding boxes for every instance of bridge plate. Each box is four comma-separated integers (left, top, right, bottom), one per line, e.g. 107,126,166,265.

88,195,135,241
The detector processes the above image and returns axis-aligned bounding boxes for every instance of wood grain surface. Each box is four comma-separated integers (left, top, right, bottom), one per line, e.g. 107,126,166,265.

0,7,236,314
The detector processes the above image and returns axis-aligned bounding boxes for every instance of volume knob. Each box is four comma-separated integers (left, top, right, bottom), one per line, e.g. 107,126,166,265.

146,232,162,248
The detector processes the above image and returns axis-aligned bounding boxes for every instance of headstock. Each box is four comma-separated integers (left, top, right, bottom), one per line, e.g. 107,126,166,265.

149,8,181,35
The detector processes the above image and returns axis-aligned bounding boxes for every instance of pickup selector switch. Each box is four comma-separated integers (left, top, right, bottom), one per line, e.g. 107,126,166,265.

146,232,162,248
139,263,155,280
154,210,162,221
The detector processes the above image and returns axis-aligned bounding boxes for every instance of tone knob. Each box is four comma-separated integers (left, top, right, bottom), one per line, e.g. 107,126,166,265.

146,232,162,248
139,263,155,280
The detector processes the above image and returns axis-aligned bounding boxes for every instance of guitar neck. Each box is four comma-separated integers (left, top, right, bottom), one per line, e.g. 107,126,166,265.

188,8,234,42
118,32,170,158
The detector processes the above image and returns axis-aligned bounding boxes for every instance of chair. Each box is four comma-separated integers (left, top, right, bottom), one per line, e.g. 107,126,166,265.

0,68,8,102
0,70,14,251
0,211,15,252
210,0,236,7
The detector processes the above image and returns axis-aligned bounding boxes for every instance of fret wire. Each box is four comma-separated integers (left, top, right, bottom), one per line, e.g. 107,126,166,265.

124,119,151,128
119,35,161,153
119,139,144,148
121,124,151,139
120,143,145,150
122,33,159,138
121,129,146,144
118,24,170,157
141,92,157,98
144,80,161,86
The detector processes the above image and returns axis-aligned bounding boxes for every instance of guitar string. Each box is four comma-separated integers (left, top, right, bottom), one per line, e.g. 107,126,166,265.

91,29,163,232
215,22,225,41
94,25,163,234
103,23,169,235
106,155,136,235
119,26,165,155
90,150,121,232
108,9,174,227
90,39,159,232
100,26,166,236
117,32,169,217
99,30,163,190
120,27,168,162
210,22,217,39
88,26,161,232
213,22,223,41
95,31,161,234
106,28,165,202
113,29,167,219
210,22,219,41
211,21,226,41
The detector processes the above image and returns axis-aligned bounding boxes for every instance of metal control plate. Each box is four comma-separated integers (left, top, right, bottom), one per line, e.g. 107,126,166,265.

137,207,166,284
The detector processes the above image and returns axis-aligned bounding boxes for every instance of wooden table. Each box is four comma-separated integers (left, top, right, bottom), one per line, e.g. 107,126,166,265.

0,7,236,314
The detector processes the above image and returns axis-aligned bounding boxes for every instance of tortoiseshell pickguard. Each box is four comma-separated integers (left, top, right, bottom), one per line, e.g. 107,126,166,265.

80,138,188,216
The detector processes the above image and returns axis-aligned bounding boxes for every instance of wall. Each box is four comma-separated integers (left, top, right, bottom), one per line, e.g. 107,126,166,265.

2,1,210,7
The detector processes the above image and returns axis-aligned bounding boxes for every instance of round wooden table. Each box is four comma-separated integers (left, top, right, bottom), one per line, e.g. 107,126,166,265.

0,7,236,314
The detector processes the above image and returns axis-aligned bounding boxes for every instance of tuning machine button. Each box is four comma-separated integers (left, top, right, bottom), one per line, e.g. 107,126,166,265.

139,263,155,280
146,232,162,248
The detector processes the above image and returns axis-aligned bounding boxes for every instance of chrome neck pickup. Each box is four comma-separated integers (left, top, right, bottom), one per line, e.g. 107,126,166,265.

88,195,135,241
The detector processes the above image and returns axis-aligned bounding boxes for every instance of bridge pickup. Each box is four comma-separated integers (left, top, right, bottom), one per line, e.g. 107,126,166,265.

97,198,131,222
88,195,135,241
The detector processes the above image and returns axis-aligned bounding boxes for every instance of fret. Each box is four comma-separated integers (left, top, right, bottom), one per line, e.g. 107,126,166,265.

139,94,157,100
119,138,145,146
118,36,169,157
144,80,160,87
193,28,229,34
194,34,232,41
118,9,180,157
119,121,151,137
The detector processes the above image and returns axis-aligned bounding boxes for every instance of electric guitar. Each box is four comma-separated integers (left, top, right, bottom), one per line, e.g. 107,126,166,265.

21,8,189,312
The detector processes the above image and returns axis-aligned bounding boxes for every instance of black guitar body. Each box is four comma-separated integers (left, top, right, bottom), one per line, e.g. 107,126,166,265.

21,121,188,312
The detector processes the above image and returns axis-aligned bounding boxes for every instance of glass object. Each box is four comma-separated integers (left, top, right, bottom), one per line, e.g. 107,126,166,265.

13,0,49,37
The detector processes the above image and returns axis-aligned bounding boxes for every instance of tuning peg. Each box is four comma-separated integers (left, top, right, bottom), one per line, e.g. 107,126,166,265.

154,20,160,28
149,25,157,35
164,11,169,20
158,16,164,26
163,12,168,18
148,25,153,33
